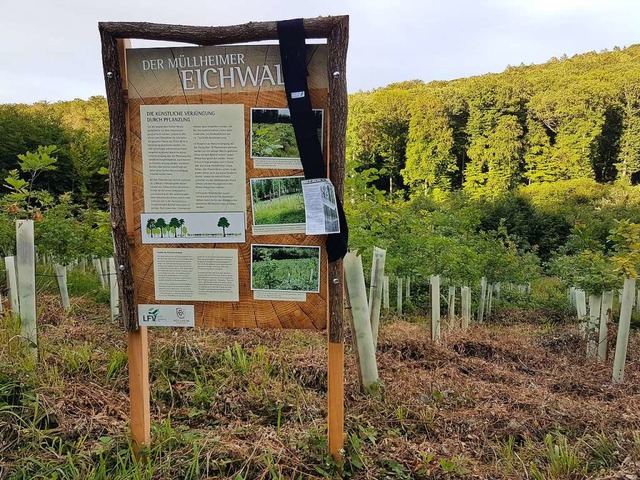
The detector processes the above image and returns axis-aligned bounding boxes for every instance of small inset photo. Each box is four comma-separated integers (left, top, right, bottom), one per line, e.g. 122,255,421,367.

250,108,323,168
250,176,305,234
251,244,321,293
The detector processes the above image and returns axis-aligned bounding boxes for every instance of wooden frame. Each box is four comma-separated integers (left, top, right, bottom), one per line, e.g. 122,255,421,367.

99,16,348,460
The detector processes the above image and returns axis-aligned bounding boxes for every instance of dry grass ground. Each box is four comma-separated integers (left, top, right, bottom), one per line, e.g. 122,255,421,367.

1,296,639,479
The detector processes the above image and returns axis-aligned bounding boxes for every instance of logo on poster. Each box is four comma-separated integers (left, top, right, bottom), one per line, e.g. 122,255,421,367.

143,307,159,322
176,308,186,320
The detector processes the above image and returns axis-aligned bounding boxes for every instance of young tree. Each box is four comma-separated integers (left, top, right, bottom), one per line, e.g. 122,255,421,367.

217,217,230,237
146,218,156,238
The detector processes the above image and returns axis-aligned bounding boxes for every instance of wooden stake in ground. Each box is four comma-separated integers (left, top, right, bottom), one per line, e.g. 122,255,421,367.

430,275,441,342
586,294,601,360
5,256,19,315
16,220,37,356
405,276,411,299
612,277,636,383
597,290,614,363
54,264,71,311
461,286,471,329
368,247,386,346
396,276,403,315
477,277,487,323
344,252,379,390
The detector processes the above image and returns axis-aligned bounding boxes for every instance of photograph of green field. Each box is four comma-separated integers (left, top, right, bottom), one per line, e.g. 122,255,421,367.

251,245,320,292
251,176,305,226
250,108,323,159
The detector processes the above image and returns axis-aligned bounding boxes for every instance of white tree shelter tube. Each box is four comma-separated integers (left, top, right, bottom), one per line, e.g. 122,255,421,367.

431,275,441,342
597,290,614,363
5,256,19,315
478,277,487,323
54,263,71,311
344,252,379,390
461,286,471,329
575,289,587,332
586,294,601,360
16,220,37,356
368,247,386,347
109,258,120,321
396,277,403,315
382,275,389,310
612,277,636,383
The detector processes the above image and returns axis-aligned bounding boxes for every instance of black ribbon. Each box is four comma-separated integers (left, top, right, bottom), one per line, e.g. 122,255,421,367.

277,18,348,262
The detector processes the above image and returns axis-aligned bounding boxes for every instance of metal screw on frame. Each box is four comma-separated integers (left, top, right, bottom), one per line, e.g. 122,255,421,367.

106,71,114,79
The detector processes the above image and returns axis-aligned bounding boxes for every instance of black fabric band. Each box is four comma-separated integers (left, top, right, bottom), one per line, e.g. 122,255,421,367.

277,18,348,262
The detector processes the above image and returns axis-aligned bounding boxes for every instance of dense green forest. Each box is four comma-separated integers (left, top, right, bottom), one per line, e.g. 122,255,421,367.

2,45,640,298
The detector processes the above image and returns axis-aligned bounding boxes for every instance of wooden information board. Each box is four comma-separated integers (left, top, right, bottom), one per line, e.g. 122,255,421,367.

126,44,329,329
99,17,348,459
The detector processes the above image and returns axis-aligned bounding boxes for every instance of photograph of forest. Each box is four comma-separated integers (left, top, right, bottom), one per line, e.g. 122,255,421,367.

250,176,305,226
251,244,320,292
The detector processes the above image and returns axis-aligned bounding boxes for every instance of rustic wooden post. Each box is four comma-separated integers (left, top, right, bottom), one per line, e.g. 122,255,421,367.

16,220,37,357
405,276,411,299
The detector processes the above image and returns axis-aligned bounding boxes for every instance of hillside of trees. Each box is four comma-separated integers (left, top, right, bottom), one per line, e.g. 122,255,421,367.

348,45,640,197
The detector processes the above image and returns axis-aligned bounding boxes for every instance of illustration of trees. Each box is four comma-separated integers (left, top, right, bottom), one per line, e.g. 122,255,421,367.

169,217,181,237
146,218,156,237
217,217,230,237
179,218,185,237
155,218,167,238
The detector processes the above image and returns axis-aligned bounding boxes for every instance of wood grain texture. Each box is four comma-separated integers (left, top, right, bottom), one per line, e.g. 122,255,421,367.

126,85,329,330
99,16,346,44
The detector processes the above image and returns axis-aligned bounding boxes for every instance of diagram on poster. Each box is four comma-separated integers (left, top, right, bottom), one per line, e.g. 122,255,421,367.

250,108,323,169
141,104,246,213
154,248,239,301
250,176,305,235
141,212,245,244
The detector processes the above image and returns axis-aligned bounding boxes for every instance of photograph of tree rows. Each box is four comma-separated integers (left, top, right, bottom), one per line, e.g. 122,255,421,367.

250,177,305,226
250,108,323,159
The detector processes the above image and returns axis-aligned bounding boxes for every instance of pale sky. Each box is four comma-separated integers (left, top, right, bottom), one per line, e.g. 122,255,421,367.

2,0,640,104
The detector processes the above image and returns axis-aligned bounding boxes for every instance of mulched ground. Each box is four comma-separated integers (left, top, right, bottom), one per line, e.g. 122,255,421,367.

1,297,639,479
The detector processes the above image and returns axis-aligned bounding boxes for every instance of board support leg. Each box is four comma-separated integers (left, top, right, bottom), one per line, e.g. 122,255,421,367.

128,326,151,455
327,340,344,461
